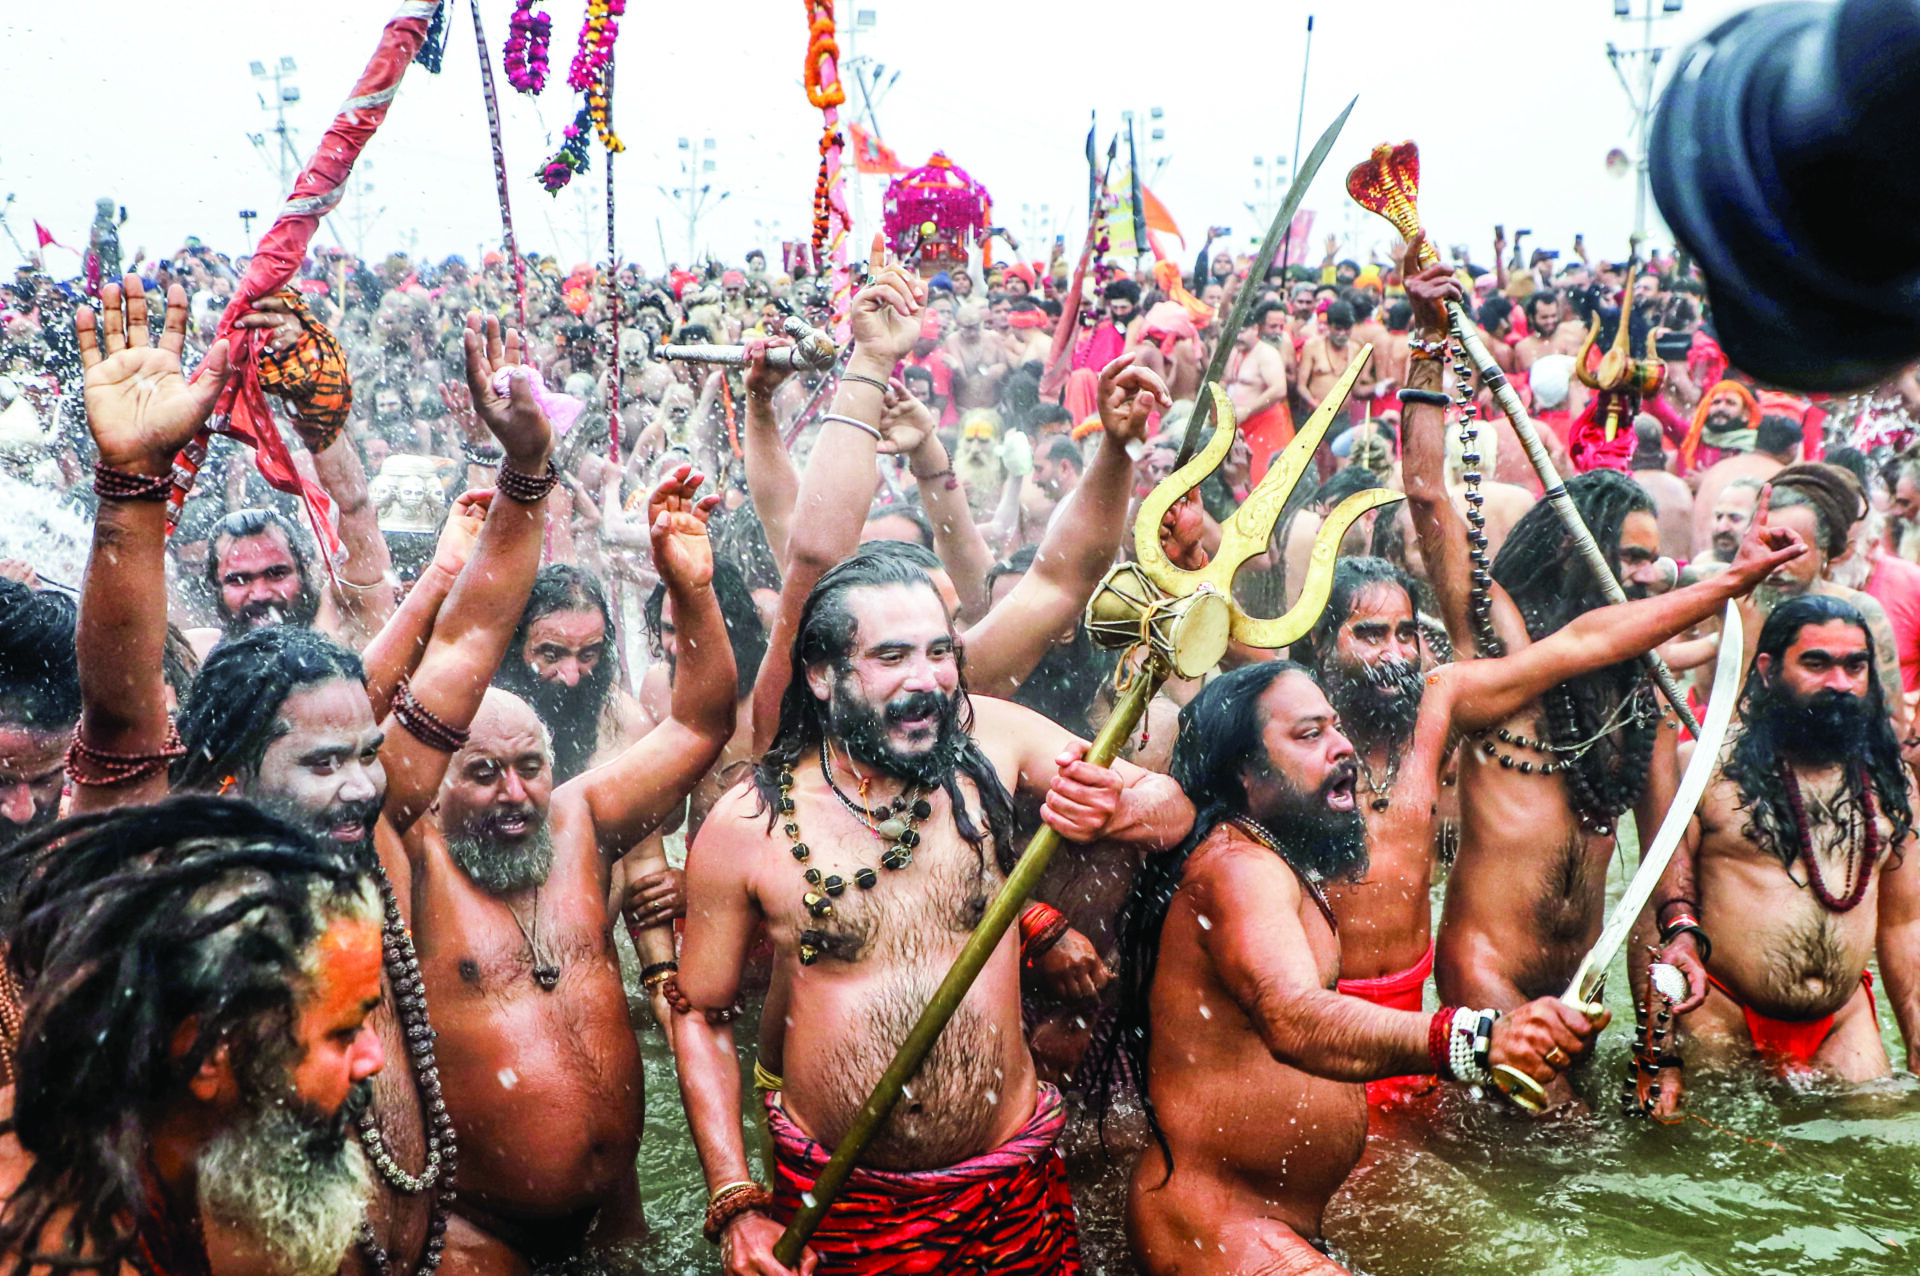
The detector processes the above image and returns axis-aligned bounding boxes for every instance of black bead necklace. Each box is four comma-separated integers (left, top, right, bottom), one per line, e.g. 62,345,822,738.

357,862,456,1275
776,745,933,965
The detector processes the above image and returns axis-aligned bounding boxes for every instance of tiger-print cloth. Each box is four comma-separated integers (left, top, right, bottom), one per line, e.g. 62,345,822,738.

765,1082,1082,1274
255,287,351,450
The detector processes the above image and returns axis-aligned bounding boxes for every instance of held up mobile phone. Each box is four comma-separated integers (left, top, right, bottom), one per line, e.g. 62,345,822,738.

1495,224,1505,240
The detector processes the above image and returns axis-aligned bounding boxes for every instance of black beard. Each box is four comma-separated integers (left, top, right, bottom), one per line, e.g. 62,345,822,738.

1321,656,1423,751
1753,680,1875,766
1250,758,1369,884
254,791,385,872
446,816,555,896
829,675,964,789
497,658,613,782
1703,409,1740,434
221,574,322,639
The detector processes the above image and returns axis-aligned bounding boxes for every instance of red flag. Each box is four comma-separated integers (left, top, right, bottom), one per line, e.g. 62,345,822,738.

849,122,906,175
1284,210,1317,268
33,221,59,249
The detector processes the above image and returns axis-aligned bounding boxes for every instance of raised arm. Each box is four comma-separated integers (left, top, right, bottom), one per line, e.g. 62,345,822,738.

888,382,993,621
741,338,800,568
571,468,735,851
1435,498,1804,734
380,316,553,834
1399,240,1530,655
964,353,1167,697
978,696,1193,852
359,488,489,716
68,278,231,813
751,266,927,751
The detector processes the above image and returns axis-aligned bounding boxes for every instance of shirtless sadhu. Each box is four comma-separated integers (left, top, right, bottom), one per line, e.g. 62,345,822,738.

1399,245,1686,1097
1651,595,1920,1108
1283,524,1798,1104
63,275,554,1275
409,467,734,1272
1227,303,1293,481
0,799,385,1276
672,266,1194,1275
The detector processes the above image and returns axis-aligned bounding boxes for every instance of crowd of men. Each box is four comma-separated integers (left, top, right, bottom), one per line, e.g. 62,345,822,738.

0,202,1919,1276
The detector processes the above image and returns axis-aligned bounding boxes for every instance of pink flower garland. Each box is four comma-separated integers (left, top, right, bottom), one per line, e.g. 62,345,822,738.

568,0,624,92
504,0,551,94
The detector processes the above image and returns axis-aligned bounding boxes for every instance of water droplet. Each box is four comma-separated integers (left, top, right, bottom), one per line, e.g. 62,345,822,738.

1198,1004,1210,1019
498,1068,519,1089
800,1191,816,1208
986,1089,998,1105
1196,913,1212,930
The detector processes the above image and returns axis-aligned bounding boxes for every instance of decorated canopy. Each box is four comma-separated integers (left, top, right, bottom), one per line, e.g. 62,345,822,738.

881,152,990,277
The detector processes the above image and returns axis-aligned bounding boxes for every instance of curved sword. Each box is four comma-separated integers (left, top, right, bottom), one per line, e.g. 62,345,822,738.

1494,600,1744,1112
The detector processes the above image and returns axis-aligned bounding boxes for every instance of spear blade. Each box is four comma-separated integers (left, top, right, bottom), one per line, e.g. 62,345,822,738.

1177,95,1357,468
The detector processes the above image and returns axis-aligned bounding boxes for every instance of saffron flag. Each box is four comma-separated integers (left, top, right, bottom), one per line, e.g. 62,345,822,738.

1140,185,1182,244
849,123,906,174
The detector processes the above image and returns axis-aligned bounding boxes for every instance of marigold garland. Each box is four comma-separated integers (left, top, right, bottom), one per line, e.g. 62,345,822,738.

503,0,551,94
569,0,623,91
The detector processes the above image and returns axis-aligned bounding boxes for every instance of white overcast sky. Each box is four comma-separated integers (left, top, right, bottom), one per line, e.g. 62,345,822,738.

2,0,1755,276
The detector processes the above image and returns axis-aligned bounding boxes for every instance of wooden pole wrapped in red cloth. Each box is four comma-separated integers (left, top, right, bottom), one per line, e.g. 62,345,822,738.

169,0,444,561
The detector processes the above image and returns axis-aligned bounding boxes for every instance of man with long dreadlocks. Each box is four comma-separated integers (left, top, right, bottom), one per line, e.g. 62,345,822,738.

61,276,556,1276
1401,254,1686,1096
671,267,1193,1276
1088,498,1803,1274
0,798,386,1276
1648,595,1920,1109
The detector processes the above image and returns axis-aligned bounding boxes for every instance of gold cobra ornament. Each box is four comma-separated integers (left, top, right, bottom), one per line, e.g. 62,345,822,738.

1126,346,1404,655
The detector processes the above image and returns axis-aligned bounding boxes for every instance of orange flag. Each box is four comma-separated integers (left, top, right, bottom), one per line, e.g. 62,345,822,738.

849,122,907,174
1141,185,1182,244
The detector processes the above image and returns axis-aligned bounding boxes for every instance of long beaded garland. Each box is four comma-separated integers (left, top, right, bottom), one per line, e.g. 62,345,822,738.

503,0,551,94
778,748,932,965
1781,759,1880,912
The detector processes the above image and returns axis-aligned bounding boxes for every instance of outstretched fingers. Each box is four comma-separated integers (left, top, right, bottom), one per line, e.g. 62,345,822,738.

123,276,149,346
158,283,190,357
99,280,126,355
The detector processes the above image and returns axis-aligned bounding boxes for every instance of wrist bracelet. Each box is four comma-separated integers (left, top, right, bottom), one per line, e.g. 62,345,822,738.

1471,1009,1500,1082
1429,1006,1460,1077
1659,913,1712,961
640,959,679,985
1398,388,1453,408
93,462,174,502
1408,334,1450,359
912,465,956,484
496,459,560,503
390,677,470,753
820,411,882,442
1655,897,1698,927
703,1181,774,1244
840,371,891,394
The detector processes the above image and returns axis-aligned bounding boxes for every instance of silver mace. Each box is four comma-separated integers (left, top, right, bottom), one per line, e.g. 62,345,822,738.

657,314,839,373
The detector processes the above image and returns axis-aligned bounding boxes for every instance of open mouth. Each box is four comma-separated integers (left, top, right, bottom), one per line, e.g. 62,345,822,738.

491,810,532,837
330,819,366,843
1326,772,1358,812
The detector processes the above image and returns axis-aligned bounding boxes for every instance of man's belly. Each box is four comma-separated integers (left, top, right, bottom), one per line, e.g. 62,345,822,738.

781,952,1033,1172
433,967,645,1217
1700,858,1878,1022
1325,845,1433,982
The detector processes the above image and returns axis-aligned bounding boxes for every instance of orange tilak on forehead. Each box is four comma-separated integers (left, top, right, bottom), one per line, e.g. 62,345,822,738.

307,916,383,1018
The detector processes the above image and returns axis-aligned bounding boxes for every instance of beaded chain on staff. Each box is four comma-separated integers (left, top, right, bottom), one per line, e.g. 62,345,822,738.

469,0,530,333
1449,340,1503,659
603,57,621,463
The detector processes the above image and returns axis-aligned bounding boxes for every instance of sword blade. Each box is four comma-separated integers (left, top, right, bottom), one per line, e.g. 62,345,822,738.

1563,600,1743,1005
1176,96,1357,468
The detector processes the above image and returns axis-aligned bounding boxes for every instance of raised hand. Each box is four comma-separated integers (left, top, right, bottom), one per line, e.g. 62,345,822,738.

1040,741,1126,843
648,463,722,592
438,377,490,446
874,377,934,457
462,312,552,468
1400,233,1461,335
1096,351,1170,446
847,260,927,370
75,275,231,474
745,337,795,402
1725,483,1806,589
430,488,493,577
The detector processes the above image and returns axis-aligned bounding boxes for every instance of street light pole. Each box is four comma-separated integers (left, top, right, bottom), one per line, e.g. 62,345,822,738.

1607,0,1681,247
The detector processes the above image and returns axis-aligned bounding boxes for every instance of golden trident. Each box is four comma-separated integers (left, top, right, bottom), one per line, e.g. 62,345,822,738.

774,341,1390,1266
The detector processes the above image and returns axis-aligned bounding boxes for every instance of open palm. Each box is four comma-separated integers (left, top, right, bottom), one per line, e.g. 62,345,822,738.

77,276,231,473
647,464,720,591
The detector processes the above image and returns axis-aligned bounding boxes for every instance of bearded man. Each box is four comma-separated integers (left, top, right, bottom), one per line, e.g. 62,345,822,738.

1400,249,1700,1097
407,468,734,1274
1089,662,1611,1274
0,798,386,1276
66,278,555,1276
494,565,648,783
1652,596,1920,1107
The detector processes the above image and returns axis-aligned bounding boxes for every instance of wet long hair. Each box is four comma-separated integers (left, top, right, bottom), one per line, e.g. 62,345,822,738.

985,545,1117,739
206,508,321,630
644,558,768,702
494,564,616,782
1087,660,1306,1177
0,579,78,730
0,798,372,1275
175,626,365,792
1488,468,1658,822
1724,595,1912,866
1288,556,1423,672
752,542,1015,872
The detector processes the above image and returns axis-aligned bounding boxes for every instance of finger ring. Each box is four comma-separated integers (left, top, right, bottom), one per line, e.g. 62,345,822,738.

1545,1047,1570,1069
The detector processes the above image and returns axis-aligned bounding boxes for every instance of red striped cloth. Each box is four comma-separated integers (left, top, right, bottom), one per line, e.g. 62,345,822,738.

765,1083,1082,1274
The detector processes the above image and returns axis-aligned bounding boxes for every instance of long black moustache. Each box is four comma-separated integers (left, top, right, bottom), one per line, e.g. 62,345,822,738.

1325,656,1423,749
886,690,948,724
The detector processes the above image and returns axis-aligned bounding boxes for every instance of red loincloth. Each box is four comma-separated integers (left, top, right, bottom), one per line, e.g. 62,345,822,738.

1243,401,1296,483
1339,942,1437,1105
1707,969,1875,1070
765,1083,1082,1275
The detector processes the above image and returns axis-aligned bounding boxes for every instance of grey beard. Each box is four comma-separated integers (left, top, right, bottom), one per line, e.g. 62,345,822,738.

447,819,555,896
196,1090,372,1276
1754,580,1808,613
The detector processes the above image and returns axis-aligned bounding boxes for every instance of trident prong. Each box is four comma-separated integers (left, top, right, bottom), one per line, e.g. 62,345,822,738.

1127,344,1403,653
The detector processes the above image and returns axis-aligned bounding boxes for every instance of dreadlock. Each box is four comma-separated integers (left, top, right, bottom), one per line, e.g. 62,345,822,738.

1488,468,1659,829
752,542,1014,872
1087,661,1308,1178
0,797,373,1275
1724,595,1912,867
174,626,365,794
